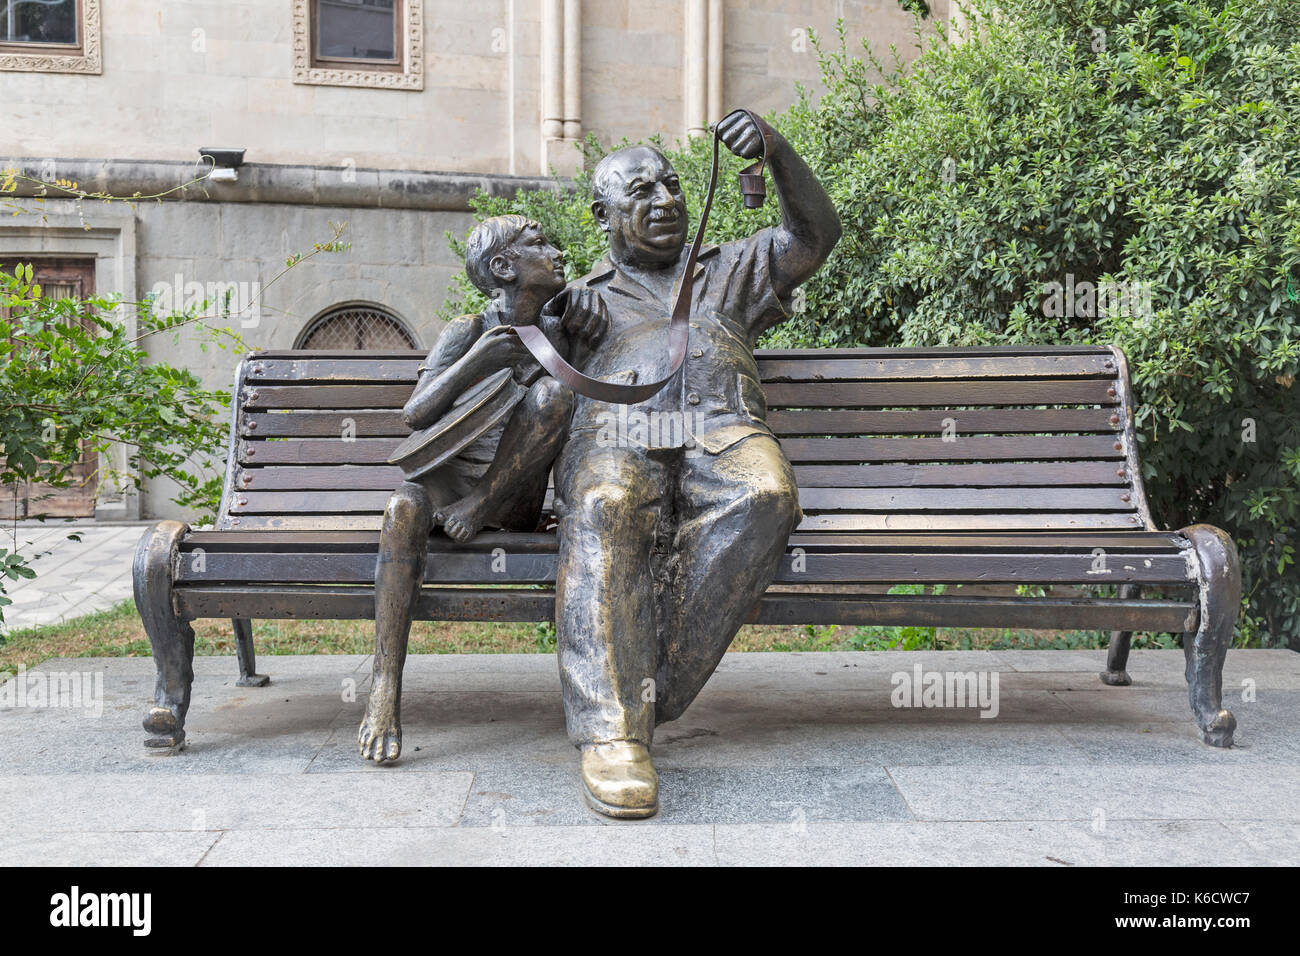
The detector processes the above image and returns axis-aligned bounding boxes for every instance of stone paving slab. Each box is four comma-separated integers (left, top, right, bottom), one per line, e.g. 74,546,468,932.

0,649,1297,865
886,764,1300,821
711,819,1297,867
0,830,223,868
0,523,150,632
0,773,473,831
198,823,720,867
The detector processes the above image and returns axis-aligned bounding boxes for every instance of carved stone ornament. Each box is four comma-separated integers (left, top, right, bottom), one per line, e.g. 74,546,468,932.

0,0,102,75
292,0,424,91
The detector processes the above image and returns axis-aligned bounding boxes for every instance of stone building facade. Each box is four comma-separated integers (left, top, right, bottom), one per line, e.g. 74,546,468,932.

2,0,950,520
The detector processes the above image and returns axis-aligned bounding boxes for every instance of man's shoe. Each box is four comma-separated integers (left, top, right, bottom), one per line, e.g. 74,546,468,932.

580,740,659,819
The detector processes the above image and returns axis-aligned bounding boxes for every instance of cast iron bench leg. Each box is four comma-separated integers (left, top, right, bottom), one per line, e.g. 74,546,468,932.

133,520,196,750
1100,583,1139,686
232,618,270,687
1181,524,1240,747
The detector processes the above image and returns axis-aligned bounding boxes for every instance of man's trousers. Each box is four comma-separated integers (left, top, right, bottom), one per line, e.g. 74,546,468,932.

553,433,801,747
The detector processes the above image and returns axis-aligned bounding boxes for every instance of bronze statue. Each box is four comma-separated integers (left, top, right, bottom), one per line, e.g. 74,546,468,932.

358,215,606,762
553,111,841,817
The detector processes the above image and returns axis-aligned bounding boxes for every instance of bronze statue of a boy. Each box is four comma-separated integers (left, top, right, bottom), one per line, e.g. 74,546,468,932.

358,214,605,762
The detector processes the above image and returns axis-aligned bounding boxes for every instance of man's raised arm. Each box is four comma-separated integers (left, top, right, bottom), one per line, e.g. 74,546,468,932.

714,112,842,299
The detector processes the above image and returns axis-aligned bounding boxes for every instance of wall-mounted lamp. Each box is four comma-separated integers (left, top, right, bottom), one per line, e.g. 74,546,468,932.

199,147,246,182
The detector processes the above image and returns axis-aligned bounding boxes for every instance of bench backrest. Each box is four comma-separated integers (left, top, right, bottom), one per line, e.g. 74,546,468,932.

217,345,1154,534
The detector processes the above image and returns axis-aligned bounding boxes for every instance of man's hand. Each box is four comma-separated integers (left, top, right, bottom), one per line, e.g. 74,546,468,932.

714,110,775,160
543,288,608,349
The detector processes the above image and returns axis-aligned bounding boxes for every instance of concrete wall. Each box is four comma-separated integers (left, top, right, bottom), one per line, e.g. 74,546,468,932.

3,0,943,174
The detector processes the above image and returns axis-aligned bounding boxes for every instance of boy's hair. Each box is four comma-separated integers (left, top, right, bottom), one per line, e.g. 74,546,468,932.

465,214,537,296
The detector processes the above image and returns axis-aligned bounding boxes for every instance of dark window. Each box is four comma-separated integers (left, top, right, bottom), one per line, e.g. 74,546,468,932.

0,0,79,47
296,304,416,350
313,0,401,69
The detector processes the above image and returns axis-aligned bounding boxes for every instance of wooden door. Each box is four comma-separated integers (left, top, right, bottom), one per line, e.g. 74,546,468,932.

1,257,99,519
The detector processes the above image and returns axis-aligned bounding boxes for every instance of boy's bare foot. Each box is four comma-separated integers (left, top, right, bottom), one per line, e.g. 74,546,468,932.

437,492,491,543
358,685,402,762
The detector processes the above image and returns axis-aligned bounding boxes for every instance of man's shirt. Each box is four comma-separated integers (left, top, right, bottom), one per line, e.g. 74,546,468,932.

566,227,794,455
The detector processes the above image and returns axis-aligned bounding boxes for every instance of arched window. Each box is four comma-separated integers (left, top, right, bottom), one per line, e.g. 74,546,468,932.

296,303,417,349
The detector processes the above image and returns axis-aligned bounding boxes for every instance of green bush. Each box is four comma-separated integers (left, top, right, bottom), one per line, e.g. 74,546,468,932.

0,264,238,624
441,0,1299,647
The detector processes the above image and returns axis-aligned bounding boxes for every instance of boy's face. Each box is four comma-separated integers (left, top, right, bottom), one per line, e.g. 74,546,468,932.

499,223,566,299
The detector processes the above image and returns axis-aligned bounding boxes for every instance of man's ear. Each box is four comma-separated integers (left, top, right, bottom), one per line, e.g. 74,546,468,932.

591,200,610,233
489,253,516,284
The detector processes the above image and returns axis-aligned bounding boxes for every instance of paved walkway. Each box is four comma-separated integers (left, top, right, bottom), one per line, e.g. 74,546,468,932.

2,649,1297,865
0,522,149,632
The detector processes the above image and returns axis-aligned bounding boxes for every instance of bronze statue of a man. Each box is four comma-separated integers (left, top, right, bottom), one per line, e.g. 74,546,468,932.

359,215,605,762
554,112,841,817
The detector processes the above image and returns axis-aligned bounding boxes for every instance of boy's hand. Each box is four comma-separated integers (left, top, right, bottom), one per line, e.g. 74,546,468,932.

472,324,532,372
554,288,608,348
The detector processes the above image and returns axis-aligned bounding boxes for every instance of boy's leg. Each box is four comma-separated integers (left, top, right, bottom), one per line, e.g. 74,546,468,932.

439,377,574,542
360,480,434,762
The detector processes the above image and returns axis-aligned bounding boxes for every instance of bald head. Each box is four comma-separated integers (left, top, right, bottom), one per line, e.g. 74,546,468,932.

590,146,689,270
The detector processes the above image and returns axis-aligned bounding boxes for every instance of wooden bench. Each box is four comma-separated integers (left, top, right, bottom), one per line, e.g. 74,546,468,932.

133,344,1241,751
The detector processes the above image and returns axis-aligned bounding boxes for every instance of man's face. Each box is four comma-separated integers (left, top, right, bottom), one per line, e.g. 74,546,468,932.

498,223,566,299
594,148,689,268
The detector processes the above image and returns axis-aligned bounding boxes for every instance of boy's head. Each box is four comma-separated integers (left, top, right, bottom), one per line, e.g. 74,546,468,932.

465,215,566,301
590,145,688,268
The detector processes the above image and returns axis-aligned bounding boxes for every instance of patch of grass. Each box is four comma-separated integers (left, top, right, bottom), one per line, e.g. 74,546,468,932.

0,598,1176,675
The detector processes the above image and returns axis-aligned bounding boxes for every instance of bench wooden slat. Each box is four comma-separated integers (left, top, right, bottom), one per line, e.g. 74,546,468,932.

180,529,1188,554
227,486,1137,515
233,462,1129,493
221,515,393,530
238,439,400,465
247,359,423,384
765,408,1119,435
245,385,415,410
780,435,1125,463
176,550,1190,585
243,411,408,438
220,511,1144,532
244,353,1117,385
762,379,1119,408
755,354,1116,382
784,532,1186,551
173,586,1196,633
244,346,1112,363
237,434,1126,467
237,465,409,490
792,462,1128,487
242,407,1123,439
751,345,1113,358
796,487,1135,511
185,530,560,552
799,513,1141,531
247,379,1121,411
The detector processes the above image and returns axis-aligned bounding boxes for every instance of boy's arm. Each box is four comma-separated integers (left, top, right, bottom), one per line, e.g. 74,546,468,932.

403,315,526,430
